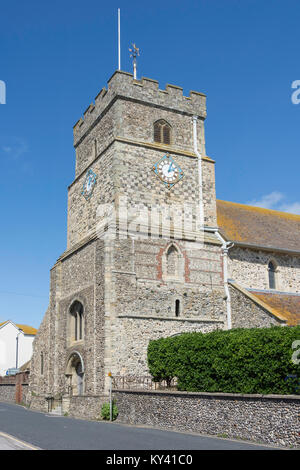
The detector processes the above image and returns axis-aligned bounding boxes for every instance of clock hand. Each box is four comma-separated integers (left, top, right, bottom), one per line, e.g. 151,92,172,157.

168,163,174,173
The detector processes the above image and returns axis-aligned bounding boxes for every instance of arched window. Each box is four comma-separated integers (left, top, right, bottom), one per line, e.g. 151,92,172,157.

167,245,179,277
162,243,185,282
70,301,84,341
154,120,171,145
268,261,276,289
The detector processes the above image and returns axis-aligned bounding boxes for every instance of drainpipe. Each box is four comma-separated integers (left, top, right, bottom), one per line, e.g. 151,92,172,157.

15,329,22,369
192,116,204,231
214,231,234,330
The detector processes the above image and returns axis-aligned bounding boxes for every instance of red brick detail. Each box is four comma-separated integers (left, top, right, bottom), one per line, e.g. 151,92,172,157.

156,246,165,280
156,242,190,283
15,384,22,404
182,248,190,283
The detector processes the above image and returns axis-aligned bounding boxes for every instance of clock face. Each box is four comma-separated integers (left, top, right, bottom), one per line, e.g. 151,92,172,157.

82,169,97,200
153,154,184,189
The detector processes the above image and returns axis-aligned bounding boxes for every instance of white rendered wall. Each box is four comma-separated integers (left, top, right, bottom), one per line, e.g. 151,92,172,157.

0,322,35,376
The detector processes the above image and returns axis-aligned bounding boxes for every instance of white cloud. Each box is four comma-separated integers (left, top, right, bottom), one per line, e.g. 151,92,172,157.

247,192,300,215
278,202,300,214
248,191,284,209
0,137,28,160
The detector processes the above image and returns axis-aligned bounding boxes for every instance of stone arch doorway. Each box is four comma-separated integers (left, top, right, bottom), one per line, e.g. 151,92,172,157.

65,352,85,396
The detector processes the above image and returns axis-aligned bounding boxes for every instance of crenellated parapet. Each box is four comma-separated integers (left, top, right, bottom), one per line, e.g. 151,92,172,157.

73,70,206,146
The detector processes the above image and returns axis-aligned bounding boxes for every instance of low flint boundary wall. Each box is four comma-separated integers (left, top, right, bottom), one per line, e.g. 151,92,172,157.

113,389,300,448
0,372,29,404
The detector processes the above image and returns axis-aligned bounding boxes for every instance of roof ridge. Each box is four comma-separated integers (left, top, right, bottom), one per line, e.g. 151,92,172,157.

248,289,300,297
217,199,300,220
0,321,37,334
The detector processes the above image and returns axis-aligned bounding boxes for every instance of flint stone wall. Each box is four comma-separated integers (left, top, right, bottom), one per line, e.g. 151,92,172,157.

229,284,283,328
0,372,30,404
229,247,300,293
113,389,300,448
0,384,15,403
64,395,107,420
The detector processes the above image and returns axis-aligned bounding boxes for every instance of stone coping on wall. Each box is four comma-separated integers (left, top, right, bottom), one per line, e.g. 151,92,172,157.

112,388,300,402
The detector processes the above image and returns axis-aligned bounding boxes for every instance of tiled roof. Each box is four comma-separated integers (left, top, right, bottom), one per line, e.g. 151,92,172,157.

249,290,300,326
0,321,37,335
217,200,300,252
16,324,37,335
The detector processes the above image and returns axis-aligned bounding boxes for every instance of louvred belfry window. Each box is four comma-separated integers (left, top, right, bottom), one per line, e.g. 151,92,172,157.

154,120,171,145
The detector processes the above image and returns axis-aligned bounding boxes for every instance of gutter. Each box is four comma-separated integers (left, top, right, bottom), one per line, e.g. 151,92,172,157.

214,231,234,330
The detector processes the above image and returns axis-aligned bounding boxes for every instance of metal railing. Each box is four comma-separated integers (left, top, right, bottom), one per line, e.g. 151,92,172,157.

112,375,177,391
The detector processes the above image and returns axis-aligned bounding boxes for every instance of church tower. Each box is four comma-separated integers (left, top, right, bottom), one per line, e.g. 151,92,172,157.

29,71,226,417
68,70,218,248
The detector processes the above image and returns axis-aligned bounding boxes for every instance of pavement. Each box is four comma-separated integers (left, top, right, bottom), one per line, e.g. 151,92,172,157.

0,431,39,450
0,401,284,451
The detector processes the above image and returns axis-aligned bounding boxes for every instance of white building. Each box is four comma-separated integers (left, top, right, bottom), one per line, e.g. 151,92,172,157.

0,321,37,376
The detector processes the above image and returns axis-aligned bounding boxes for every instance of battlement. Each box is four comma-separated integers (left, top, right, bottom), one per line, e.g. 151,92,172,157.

73,70,206,146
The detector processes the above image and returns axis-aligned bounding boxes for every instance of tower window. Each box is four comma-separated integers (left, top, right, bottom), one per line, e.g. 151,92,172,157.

268,261,276,289
154,120,171,145
175,299,180,317
40,352,44,375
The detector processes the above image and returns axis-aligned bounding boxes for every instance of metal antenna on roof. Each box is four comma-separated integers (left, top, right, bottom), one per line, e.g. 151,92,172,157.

118,9,121,70
129,43,140,80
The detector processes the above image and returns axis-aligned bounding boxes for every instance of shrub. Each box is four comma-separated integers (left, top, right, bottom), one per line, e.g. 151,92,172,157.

147,326,300,395
101,400,118,421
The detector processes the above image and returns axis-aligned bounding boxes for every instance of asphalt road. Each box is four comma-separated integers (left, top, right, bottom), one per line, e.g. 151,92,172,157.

0,401,281,450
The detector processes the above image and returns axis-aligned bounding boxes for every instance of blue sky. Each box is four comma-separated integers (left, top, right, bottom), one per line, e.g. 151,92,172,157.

0,0,299,328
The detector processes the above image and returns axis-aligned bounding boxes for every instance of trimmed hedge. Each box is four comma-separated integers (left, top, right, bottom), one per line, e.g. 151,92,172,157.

147,326,300,394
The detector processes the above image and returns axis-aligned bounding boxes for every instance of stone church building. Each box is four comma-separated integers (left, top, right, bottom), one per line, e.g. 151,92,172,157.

29,70,300,416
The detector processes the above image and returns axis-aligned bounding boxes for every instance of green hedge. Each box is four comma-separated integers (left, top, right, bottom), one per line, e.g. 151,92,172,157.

147,326,300,394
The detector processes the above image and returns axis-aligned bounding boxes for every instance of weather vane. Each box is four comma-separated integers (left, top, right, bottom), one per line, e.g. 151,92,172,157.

129,43,140,80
